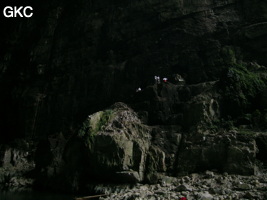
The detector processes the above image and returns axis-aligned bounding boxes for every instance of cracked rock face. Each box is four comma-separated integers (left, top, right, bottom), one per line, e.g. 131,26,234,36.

176,131,259,175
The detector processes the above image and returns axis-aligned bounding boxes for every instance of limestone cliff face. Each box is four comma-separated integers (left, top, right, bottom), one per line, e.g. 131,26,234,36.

1,0,266,141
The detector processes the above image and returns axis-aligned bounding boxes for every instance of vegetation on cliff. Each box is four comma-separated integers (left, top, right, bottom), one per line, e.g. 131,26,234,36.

220,62,266,118
78,109,114,146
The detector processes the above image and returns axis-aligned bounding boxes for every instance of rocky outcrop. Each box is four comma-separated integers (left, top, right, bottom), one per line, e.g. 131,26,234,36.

48,100,265,190
63,102,167,186
76,102,151,183
0,141,35,191
0,75,267,193
1,101,267,192
132,81,220,128
177,131,259,175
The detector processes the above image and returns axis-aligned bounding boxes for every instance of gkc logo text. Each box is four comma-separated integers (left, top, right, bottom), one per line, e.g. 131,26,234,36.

3,6,33,18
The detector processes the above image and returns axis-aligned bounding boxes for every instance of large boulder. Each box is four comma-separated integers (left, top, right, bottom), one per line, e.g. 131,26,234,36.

64,102,151,183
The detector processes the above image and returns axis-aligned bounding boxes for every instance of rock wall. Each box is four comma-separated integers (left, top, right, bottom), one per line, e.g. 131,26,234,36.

177,131,259,175
1,0,265,141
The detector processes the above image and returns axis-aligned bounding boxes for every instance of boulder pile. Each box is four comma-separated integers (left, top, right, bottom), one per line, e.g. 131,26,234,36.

96,171,267,200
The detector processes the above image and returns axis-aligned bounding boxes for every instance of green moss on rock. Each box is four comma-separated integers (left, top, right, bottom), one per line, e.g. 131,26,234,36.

78,109,114,146
220,63,266,115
